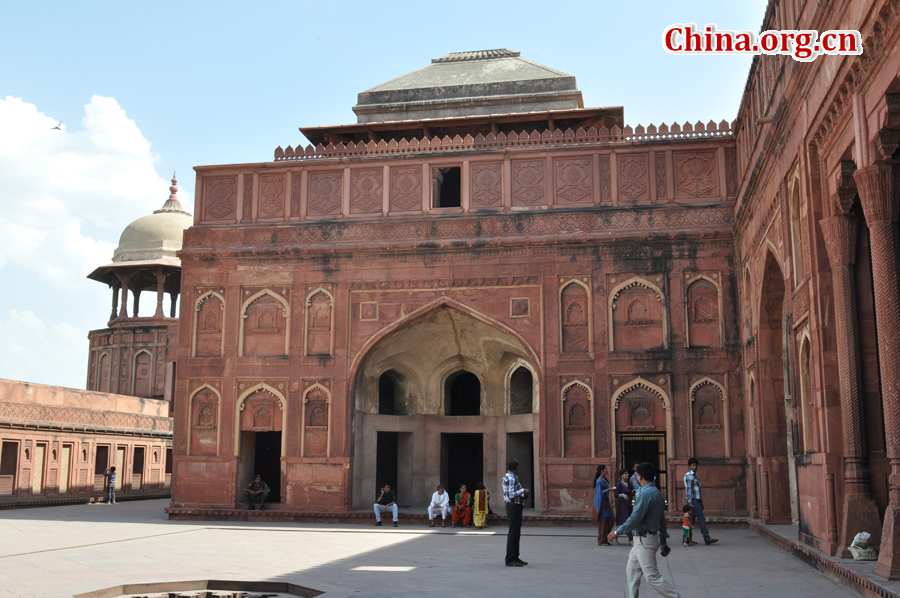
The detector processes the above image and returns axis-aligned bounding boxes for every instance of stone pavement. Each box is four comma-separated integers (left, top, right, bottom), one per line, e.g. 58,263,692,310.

0,500,856,598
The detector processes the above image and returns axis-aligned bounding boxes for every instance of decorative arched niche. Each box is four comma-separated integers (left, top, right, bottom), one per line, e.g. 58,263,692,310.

302,383,330,457
193,291,225,357
559,279,592,353
97,352,111,393
188,384,221,456
684,275,723,349
789,173,806,286
608,276,667,352
507,360,537,415
305,288,334,356
234,383,287,456
239,289,290,357
687,377,729,458
610,377,673,460
796,328,814,453
561,380,593,457
132,349,154,397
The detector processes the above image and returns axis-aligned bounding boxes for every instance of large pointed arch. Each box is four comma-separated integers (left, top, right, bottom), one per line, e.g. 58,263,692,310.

610,376,673,460
238,289,291,357
349,296,542,385
234,382,288,456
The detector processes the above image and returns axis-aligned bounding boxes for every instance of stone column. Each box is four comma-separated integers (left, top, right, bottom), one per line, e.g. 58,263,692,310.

117,273,131,318
169,291,179,318
110,282,120,323
133,287,141,317
154,272,167,318
820,214,883,554
854,164,900,580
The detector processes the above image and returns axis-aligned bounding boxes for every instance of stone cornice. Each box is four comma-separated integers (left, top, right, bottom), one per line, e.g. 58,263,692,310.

180,205,733,258
0,401,173,435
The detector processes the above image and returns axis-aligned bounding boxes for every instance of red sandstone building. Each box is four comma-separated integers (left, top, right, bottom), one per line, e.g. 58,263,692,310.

0,183,188,506
165,0,899,580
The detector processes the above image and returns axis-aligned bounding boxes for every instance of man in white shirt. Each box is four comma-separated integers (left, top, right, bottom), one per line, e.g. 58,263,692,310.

428,484,450,527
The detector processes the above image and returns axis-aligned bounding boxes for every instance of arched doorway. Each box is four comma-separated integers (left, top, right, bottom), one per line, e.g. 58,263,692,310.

446,370,481,416
352,304,539,509
757,252,794,523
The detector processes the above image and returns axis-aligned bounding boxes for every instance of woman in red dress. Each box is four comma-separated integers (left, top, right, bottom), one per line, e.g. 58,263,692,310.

452,484,474,527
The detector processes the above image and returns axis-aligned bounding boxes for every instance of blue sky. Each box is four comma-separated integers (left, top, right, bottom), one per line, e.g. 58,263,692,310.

0,0,766,388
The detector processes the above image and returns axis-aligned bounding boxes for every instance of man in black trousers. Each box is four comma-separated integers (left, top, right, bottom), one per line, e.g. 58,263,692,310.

502,458,530,566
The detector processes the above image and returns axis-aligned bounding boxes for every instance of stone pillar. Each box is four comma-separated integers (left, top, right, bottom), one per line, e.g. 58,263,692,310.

117,274,130,318
110,283,120,323
154,272,167,318
820,214,883,554
169,291,179,318
854,164,900,580
133,288,141,317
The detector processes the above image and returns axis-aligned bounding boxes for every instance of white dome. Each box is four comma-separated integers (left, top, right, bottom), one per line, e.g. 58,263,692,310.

112,177,193,263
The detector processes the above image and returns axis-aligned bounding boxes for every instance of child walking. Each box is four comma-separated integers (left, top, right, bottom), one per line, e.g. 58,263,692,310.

682,503,696,546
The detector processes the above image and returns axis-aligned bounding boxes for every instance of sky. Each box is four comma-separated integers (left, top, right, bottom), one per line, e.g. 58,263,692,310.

0,0,767,389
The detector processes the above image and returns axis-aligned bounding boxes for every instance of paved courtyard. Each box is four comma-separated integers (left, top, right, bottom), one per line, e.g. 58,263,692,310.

0,499,856,598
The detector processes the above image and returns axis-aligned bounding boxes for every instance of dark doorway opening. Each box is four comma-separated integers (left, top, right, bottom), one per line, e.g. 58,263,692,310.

621,433,667,501
376,432,399,499
441,433,483,501
253,431,282,504
165,448,173,475
378,373,395,415
433,167,461,208
510,367,533,415
94,445,109,474
132,447,145,492
0,441,18,495
506,432,534,507
446,371,480,416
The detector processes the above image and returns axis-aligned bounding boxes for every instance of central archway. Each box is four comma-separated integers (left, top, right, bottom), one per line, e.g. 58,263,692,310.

352,302,540,510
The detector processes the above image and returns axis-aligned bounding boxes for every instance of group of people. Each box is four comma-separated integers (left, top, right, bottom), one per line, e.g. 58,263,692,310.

587,458,720,598
593,457,718,548
427,482,491,528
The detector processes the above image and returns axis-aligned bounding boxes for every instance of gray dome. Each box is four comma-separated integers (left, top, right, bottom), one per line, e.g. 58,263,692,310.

113,177,192,263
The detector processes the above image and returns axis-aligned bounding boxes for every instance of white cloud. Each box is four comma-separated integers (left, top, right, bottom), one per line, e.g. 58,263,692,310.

0,310,86,388
0,95,189,388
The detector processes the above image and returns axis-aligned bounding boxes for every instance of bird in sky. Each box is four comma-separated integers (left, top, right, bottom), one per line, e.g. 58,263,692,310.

51,121,62,130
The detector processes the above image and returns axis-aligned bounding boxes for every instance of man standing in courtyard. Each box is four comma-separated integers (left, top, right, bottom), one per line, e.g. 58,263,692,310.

608,462,682,598
684,458,718,545
374,483,399,527
102,466,116,504
503,458,529,566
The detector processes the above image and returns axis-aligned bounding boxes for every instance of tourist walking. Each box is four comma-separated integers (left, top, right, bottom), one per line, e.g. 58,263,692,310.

614,468,634,544
102,466,116,504
684,458,718,545
608,462,683,598
593,465,615,545
503,458,529,566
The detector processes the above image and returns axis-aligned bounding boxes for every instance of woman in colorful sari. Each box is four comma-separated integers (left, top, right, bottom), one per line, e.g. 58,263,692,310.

452,483,473,528
613,468,634,544
593,464,615,546
473,481,490,529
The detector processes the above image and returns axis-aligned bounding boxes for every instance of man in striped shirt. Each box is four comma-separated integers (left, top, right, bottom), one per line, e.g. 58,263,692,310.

684,458,717,545
503,458,530,566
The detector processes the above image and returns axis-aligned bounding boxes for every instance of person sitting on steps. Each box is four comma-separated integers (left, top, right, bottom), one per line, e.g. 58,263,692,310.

242,475,270,510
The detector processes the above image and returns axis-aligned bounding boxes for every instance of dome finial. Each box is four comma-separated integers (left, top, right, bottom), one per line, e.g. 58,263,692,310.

155,171,191,216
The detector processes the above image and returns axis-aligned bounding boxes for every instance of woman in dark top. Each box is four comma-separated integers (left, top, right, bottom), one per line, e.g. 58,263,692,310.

613,468,634,544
